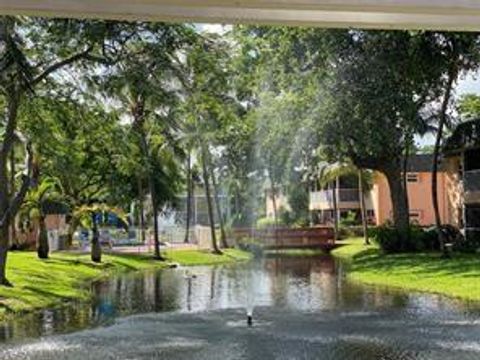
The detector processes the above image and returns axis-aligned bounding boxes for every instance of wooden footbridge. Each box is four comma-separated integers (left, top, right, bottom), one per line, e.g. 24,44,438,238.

232,227,336,252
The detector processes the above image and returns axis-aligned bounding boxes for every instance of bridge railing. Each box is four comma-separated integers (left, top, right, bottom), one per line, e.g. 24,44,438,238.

231,226,335,250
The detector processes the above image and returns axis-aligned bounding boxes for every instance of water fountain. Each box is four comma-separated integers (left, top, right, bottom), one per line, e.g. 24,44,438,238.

247,311,253,326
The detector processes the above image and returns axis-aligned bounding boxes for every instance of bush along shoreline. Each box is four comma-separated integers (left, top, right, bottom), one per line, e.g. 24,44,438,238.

0,249,251,321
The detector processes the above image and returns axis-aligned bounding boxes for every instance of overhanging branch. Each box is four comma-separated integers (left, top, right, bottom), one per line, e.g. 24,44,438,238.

31,46,94,87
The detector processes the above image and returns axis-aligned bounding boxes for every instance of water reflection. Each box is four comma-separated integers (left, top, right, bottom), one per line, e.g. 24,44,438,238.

0,255,479,351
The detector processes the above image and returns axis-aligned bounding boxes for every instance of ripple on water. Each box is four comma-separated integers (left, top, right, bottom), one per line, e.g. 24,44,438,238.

1,256,480,359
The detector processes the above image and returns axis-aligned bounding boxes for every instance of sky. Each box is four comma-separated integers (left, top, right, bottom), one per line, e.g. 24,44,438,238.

457,71,480,96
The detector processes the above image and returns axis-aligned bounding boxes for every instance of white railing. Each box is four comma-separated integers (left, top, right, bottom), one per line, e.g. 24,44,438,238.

310,189,360,206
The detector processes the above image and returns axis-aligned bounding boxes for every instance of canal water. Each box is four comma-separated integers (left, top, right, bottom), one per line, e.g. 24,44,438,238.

0,254,479,359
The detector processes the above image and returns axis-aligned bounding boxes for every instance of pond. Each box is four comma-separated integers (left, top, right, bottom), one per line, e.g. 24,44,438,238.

0,254,479,359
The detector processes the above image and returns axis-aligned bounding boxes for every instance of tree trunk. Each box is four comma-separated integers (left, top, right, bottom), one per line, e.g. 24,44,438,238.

66,217,78,248
210,162,228,248
234,189,240,224
132,98,163,260
331,179,340,241
137,178,146,244
269,172,278,226
358,170,369,245
191,182,196,229
384,166,410,247
150,192,162,259
432,61,457,257
91,216,101,263
0,91,20,285
402,142,411,220
201,144,222,254
139,132,163,260
0,223,11,286
184,151,192,243
9,148,17,248
37,215,49,259
0,156,11,285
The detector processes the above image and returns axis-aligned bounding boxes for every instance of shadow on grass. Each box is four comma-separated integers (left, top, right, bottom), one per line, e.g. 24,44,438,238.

22,286,76,302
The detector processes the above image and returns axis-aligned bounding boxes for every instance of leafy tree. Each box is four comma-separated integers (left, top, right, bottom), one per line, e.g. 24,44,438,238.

458,93,480,119
250,91,305,224
22,95,133,247
428,34,480,256
0,16,138,285
181,35,238,253
93,22,196,259
319,31,451,244
232,26,325,228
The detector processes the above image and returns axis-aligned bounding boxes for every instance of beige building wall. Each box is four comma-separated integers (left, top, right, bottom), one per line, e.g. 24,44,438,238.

265,191,290,218
371,171,451,226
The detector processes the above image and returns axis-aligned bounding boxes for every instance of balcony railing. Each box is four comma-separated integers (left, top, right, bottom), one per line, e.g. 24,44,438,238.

339,189,360,202
464,170,480,193
310,189,360,207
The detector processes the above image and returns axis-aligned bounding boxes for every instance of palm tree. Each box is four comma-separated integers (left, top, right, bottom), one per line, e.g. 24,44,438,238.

317,162,372,243
95,24,196,260
179,38,233,254
19,177,63,259
200,143,222,254
73,204,128,263
179,122,223,253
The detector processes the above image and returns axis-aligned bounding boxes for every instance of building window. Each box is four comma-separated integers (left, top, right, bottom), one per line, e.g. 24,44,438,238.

465,149,480,171
407,173,419,183
465,205,480,228
366,209,375,217
409,211,422,223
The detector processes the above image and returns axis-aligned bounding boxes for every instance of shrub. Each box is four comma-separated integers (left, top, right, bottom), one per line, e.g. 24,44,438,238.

279,207,294,226
292,216,310,228
237,237,264,256
340,211,360,227
372,224,440,253
372,225,403,253
340,225,365,238
256,217,278,228
278,207,310,228
453,229,479,253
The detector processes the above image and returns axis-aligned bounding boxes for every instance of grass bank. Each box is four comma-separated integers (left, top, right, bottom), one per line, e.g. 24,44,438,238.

0,248,251,320
332,238,480,302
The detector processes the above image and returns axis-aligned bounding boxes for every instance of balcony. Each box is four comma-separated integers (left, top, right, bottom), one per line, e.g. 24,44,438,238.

465,170,480,192
310,189,360,210
464,170,480,204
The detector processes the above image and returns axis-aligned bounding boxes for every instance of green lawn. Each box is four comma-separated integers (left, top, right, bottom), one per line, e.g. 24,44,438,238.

0,248,251,320
164,248,252,265
332,238,480,302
